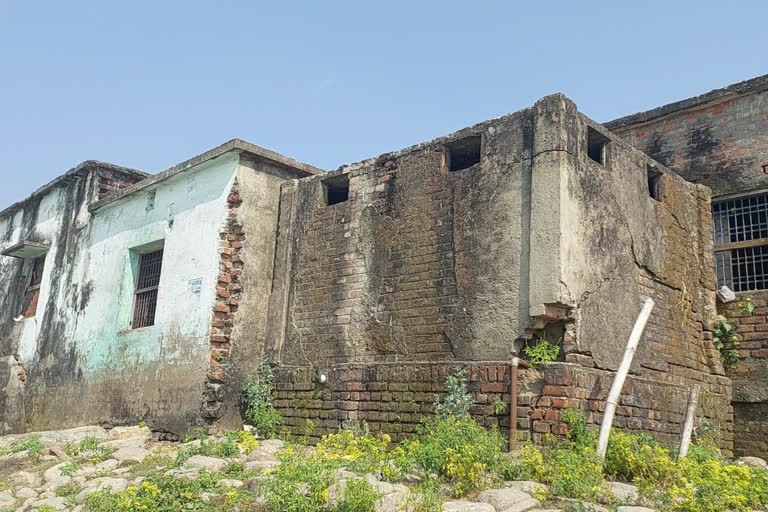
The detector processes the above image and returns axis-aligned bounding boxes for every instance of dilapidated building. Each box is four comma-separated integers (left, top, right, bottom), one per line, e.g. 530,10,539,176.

2,75,767,456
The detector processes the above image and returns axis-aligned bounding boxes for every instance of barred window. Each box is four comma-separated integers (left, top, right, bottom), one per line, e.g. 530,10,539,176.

21,255,45,318
712,194,768,292
132,249,163,328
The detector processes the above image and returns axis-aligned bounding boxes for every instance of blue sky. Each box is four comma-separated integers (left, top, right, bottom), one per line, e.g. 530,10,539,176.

1,1,765,210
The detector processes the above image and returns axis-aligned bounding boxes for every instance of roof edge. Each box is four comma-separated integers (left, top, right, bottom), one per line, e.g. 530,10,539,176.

89,139,325,212
605,73,768,130
0,160,149,219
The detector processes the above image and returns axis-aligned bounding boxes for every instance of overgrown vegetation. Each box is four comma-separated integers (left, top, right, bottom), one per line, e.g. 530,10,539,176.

712,314,740,366
0,433,44,457
244,357,283,438
434,368,473,418
523,338,560,367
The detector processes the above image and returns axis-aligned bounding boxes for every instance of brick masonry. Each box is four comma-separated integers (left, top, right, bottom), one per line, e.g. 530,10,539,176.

719,291,768,457
94,168,144,200
202,180,245,423
272,361,731,455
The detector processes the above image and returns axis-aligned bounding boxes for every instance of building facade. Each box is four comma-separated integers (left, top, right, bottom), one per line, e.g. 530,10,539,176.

2,76,767,455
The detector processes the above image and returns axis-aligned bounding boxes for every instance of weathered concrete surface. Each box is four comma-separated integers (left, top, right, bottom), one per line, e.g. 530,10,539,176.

606,74,768,198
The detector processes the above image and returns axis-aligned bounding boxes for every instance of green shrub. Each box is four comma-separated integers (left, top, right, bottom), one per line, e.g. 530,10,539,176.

244,357,283,438
0,433,45,457
435,369,473,418
59,461,81,477
176,435,241,465
317,427,395,474
258,447,335,512
403,479,442,512
332,479,381,512
405,415,503,496
523,339,560,367
491,397,508,415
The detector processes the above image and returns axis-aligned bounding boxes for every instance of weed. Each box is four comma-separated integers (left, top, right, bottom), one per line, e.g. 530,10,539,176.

332,478,381,512
490,397,508,415
59,461,81,476
523,338,560,367
0,434,45,457
258,447,334,512
435,369,473,418
403,479,442,512
713,314,740,366
739,296,755,315
244,357,283,438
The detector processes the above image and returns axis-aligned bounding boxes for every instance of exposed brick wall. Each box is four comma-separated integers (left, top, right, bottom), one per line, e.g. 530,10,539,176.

272,361,731,455
719,291,768,457
607,88,768,198
202,181,244,423
94,168,145,200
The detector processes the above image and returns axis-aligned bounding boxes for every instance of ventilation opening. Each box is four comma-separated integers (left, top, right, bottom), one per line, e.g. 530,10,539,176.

587,127,609,165
647,165,663,201
324,175,349,205
447,135,482,172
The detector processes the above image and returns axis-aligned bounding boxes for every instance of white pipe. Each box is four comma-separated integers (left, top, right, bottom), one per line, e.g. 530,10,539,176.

597,297,655,460
678,384,700,458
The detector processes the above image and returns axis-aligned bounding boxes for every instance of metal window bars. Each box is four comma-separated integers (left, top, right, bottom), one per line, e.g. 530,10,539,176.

132,249,163,328
712,194,768,292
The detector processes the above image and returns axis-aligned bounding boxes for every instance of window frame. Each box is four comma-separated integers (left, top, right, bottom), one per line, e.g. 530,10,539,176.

131,248,164,329
712,193,768,292
20,254,46,318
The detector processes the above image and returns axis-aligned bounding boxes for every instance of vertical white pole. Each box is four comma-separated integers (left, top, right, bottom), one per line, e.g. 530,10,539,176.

678,384,700,458
597,298,655,460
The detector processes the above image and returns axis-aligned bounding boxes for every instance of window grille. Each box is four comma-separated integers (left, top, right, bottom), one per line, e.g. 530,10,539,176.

712,194,768,292
21,255,45,318
132,249,163,328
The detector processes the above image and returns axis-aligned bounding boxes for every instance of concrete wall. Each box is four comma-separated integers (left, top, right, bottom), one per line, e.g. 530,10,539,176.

267,94,732,451
606,79,768,198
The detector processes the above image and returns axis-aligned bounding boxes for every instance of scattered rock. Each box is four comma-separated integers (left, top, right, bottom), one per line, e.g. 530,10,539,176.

15,487,38,499
737,456,768,469
11,470,41,488
96,458,120,471
109,425,152,441
246,439,284,461
46,445,71,460
166,467,200,480
28,496,69,510
217,478,244,488
554,499,609,512
43,462,69,482
0,450,31,469
443,501,497,511
608,482,640,503
184,454,228,471
75,477,129,504
476,487,540,512
0,490,15,509
245,460,279,472
616,507,656,512
0,425,107,450
112,446,150,464
42,476,73,492
503,480,548,496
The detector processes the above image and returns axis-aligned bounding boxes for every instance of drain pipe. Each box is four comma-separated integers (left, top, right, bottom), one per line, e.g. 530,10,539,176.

509,355,531,451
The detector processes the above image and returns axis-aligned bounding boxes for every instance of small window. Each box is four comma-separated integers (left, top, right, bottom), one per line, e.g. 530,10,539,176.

647,165,663,201
587,127,609,165
132,249,163,328
323,175,349,206
21,255,45,318
447,135,481,172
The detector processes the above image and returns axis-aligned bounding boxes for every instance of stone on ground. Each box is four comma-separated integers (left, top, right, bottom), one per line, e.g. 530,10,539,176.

503,480,548,495
0,425,107,450
75,477,129,503
216,478,244,488
42,476,73,492
554,499,609,512
96,458,120,471
15,487,39,499
28,496,69,510
608,482,640,502
43,462,70,482
245,459,279,472
737,456,767,469
246,438,284,461
476,488,540,511
108,425,152,441
184,454,228,471
0,490,15,508
616,507,657,512
442,501,496,511
11,470,42,488
112,445,151,464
